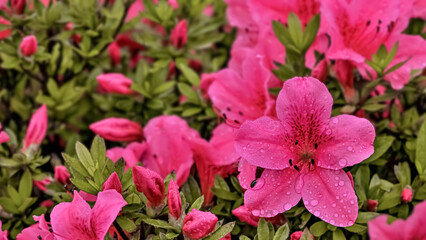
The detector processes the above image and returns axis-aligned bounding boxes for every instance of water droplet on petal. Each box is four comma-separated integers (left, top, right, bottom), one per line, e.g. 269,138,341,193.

339,158,347,167
333,118,339,124
314,211,320,216
286,191,290,195
348,221,354,225
334,213,338,217
260,148,265,153
325,129,332,135
294,176,304,194
252,178,265,190
350,200,355,204
252,210,260,216
311,200,318,206
330,220,336,225
339,181,345,186
347,146,353,151
243,146,247,150
284,203,292,211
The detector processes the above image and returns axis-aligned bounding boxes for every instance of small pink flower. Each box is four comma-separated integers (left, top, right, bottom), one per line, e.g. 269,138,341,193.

0,220,7,240
16,214,54,240
103,172,123,194
54,165,70,185
235,77,375,226
11,0,26,14
170,20,187,49
401,187,413,203
183,209,218,239
132,166,165,207
33,177,51,192
20,35,38,57
142,115,199,186
23,105,47,151
96,73,134,95
50,190,126,240
108,42,121,66
368,200,426,240
291,231,314,240
366,199,378,212
106,142,147,169
0,123,9,144
90,117,143,142
167,179,182,219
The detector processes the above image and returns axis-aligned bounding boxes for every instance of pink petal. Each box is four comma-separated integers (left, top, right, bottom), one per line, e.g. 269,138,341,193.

23,105,48,150
235,117,291,170
51,191,93,240
102,172,123,194
404,200,426,238
316,114,375,170
302,168,358,227
276,77,332,130
210,123,240,166
244,168,301,217
91,190,127,238
0,131,9,144
368,215,405,240
224,0,255,28
237,158,257,189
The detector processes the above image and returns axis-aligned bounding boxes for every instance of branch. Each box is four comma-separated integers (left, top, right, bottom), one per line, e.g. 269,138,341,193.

113,220,130,240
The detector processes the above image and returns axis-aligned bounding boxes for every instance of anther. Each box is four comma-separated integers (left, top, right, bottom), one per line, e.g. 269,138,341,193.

311,158,315,165
250,179,257,188
366,20,371,26
294,165,300,171
289,159,293,166
295,140,298,145
223,113,227,120
315,143,318,149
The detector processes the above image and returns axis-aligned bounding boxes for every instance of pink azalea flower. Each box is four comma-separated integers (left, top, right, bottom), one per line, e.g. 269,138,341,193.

235,77,375,226
23,104,48,151
167,179,182,219
108,41,121,66
368,200,426,240
0,17,11,40
0,220,7,240
366,199,378,212
106,142,147,169
133,166,165,207
401,187,413,203
142,115,199,186
200,73,217,100
170,20,188,49
183,209,218,239
103,172,123,194
413,0,426,19
90,117,144,142
34,177,51,192
291,231,314,240
50,190,127,240
20,35,38,57
208,57,275,126
0,123,9,144
54,165,70,185
17,214,55,240
96,73,135,95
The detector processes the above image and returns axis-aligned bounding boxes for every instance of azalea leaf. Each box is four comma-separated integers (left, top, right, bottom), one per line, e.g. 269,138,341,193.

257,218,269,240
188,195,204,212
273,224,290,240
204,222,235,240
19,170,32,199
142,219,179,230
416,120,426,175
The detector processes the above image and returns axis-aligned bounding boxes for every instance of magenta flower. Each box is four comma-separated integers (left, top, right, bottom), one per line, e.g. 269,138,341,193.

17,215,55,240
54,165,70,185
23,104,47,151
368,200,426,240
96,73,135,95
50,190,126,240
183,209,218,239
103,172,123,194
0,123,9,144
90,117,143,142
106,141,147,169
132,166,165,207
0,17,11,40
235,77,375,227
208,57,275,126
33,177,51,192
167,179,182,220
20,35,38,57
142,115,199,186
108,41,121,66
170,20,187,49
0,220,7,240
401,186,413,203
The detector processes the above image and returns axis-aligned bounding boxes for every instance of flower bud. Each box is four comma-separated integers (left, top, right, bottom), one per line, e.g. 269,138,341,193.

108,42,121,66
23,105,47,151
132,166,165,206
311,59,327,82
290,231,314,240
20,35,38,57
103,172,123,194
0,17,11,40
366,199,378,212
168,0,178,9
232,205,259,226
96,73,134,95
401,186,413,203
11,0,26,14
40,200,54,208
0,123,9,144
54,165,70,185
170,20,187,49
183,209,218,239
167,179,182,219
33,177,51,192
90,117,143,142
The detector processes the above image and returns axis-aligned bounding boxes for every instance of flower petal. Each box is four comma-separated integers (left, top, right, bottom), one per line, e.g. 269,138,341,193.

237,158,257,189
302,168,358,227
235,117,291,169
316,114,375,170
405,200,426,239
244,168,301,217
368,215,405,240
91,190,127,238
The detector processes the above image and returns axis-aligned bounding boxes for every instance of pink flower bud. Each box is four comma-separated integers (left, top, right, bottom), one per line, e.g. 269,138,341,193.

33,177,51,192
170,20,187,49
232,205,260,226
40,200,53,208
0,123,9,144
23,105,47,150
20,35,38,57
0,17,11,40
291,231,314,240
96,73,134,95
366,199,378,212
54,165,70,185
401,187,413,203
183,209,218,239
103,172,123,194
11,0,26,14
108,42,121,66
311,59,327,82
89,117,143,142
167,179,182,219
346,171,354,189
168,0,178,9
132,166,165,206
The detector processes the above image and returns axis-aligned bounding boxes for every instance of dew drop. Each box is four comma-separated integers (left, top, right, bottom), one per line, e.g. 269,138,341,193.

314,211,320,216
332,118,339,124
242,146,247,150
294,176,304,194
325,129,332,135
339,181,345,186
330,220,335,225
252,210,260,216
347,146,353,151
260,210,265,215
252,178,265,190
350,200,355,205
339,158,347,167
286,191,291,195
284,203,292,210
348,221,354,225
311,200,319,206
260,148,265,153
335,176,339,180
334,213,338,217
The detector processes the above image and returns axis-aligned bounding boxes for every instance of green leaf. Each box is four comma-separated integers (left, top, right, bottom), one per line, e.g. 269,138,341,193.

17,197,37,213
364,136,395,164
91,136,106,170
310,221,328,237
273,224,290,240
0,197,19,214
116,216,137,232
189,195,204,212
70,178,99,195
394,162,411,187
355,212,380,224
416,120,426,174
362,103,387,112
62,153,90,177
142,219,179,230
204,222,235,240
210,188,240,200
257,218,269,240
152,81,176,95
176,60,201,86
345,223,367,234
7,185,23,206
287,13,304,51
384,57,411,75
76,141,95,171
19,170,32,198
177,83,200,104
302,14,320,51
332,229,346,240
377,184,402,211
